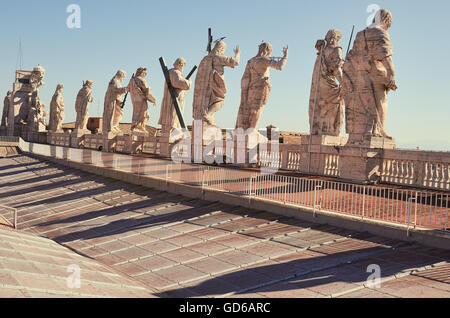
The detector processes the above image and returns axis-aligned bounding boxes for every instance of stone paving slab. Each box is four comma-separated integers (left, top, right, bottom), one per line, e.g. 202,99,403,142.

1,154,448,298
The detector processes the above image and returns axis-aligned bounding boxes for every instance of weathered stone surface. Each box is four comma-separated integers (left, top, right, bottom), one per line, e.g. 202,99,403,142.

130,67,157,135
74,81,94,134
309,29,344,137
342,9,397,146
48,84,65,133
103,70,128,137
193,41,240,128
235,43,288,132
158,58,191,136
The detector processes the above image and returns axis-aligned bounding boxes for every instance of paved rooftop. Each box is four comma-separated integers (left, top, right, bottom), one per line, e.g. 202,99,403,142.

0,153,449,298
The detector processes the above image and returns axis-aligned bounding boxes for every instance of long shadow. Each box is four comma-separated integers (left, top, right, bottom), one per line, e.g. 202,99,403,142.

0,175,92,200
0,165,59,179
14,181,130,208
156,237,446,298
0,171,69,189
50,200,228,244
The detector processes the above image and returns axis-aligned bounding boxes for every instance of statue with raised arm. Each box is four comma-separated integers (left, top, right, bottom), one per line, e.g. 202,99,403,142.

342,9,397,145
74,80,94,133
309,29,345,137
1,91,12,127
48,84,65,133
129,67,157,135
158,58,191,136
235,42,288,131
103,70,128,137
193,41,240,128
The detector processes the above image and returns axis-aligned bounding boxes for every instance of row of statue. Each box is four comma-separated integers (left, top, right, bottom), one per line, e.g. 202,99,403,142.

2,9,397,146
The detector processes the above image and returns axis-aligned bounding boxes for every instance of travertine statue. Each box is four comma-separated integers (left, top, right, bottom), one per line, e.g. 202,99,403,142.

309,29,344,136
103,70,128,136
235,42,288,131
26,99,47,132
193,41,240,127
48,84,65,133
30,65,45,90
129,67,157,135
1,91,12,127
74,81,94,132
158,58,191,135
342,9,397,144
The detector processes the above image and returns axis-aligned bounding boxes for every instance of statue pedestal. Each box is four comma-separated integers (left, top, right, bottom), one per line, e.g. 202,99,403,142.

347,135,396,149
339,137,396,184
301,135,348,147
71,130,90,148
297,135,347,175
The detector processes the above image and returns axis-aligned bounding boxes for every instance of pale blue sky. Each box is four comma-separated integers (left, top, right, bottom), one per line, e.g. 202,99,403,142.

0,0,449,150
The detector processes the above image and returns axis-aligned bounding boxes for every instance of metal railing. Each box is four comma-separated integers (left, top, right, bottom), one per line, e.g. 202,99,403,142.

0,205,17,229
17,139,450,234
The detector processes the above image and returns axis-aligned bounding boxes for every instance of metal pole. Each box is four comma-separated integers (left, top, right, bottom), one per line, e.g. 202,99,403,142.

407,197,416,237
362,186,366,219
313,184,322,218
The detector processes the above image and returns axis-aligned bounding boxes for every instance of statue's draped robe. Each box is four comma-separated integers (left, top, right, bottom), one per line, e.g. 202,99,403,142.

75,87,93,131
103,79,127,134
49,92,64,132
236,56,287,130
309,45,344,136
130,76,156,133
158,69,191,132
192,54,238,126
1,96,10,127
342,26,393,139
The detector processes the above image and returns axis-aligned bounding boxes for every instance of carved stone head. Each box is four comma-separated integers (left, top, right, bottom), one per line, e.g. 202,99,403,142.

258,42,273,57
325,29,343,46
212,41,226,56
136,67,147,77
115,70,127,82
56,84,64,93
372,9,393,30
173,58,187,72
84,80,94,89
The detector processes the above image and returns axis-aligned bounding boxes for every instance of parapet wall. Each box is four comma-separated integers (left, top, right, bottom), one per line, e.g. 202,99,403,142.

12,130,450,192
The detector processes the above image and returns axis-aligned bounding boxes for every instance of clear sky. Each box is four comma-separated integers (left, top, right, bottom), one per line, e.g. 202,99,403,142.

0,0,449,151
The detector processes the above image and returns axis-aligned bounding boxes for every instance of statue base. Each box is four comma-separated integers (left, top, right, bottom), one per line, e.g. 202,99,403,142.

301,135,348,146
346,134,396,149
71,129,90,138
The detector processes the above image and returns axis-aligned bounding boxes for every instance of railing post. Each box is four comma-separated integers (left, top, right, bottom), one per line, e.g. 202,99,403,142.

249,176,253,197
165,165,169,185
313,184,322,218
407,196,416,237
14,208,17,230
362,186,366,219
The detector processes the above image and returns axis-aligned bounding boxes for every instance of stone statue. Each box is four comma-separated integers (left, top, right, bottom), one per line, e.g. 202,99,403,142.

129,67,157,135
342,8,397,144
1,91,12,127
75,81,94,133
103,70,128,137
158,58,191,136
48,84,65,133
26,99,46,132
30,65,45,90
192,41,240,128
309,29,345,137
235,42,288,131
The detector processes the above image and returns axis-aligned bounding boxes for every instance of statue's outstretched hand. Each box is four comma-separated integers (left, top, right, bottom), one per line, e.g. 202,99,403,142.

234,45,240,56
283,46,289,58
